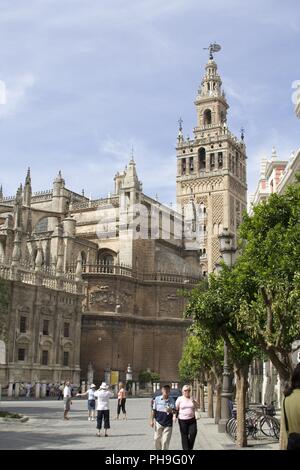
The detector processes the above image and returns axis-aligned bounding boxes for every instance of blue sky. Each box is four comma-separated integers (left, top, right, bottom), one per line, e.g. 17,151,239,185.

0,0,299,204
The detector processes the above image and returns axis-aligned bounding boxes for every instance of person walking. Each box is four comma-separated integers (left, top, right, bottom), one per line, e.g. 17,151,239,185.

150,384,176,450
58,383,64,400
76,384,97,421
281,363,300,450
116,382,127,420
175,384,199,450
25,382,32,398
94,382,114,437
63,381,72,420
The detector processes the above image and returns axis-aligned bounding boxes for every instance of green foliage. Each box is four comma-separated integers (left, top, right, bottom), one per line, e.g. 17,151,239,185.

179,324,224,383
138,370,160,385
185,267,258,367
235,181,300,379
179,334,202,383
150,372,160,383
138,370,151,385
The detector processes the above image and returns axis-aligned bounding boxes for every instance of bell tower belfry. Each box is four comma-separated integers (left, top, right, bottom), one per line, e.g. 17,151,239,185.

176,45,247,274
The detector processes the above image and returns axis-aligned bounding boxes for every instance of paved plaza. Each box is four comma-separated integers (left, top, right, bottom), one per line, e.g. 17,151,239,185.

0,398,279,450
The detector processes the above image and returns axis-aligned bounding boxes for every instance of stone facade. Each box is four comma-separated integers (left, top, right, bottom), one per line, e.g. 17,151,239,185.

0,164,200,385
0,275,83,386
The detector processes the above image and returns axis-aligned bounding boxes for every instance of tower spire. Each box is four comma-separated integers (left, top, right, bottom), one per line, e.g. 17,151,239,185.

130,145,135,162
177,117,184,142
25,167,31,185
24,167,32,206
194,46,228,131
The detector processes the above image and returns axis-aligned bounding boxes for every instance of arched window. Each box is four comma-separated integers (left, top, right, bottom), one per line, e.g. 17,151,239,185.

81,251,87,272
198,148,206,171
35,217,48,233
203,109,212,126
218,152,223,168
97,251,115,273
0,340,6,364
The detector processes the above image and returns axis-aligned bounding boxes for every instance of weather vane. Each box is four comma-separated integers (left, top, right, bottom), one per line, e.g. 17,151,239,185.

203,42,221,60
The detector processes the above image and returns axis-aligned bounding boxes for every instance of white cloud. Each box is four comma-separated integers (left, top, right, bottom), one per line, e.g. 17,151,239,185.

0,73,35,118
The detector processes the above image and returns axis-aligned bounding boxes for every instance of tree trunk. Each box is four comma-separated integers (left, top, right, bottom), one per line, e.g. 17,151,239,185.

199,383,205,412
279,379,287,450
211,367,222,424
207,371,214,418
235,363,249,448
214,379,222,424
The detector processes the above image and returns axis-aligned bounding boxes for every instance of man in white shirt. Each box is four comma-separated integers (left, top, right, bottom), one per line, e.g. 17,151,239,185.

94,382,114,436
63,381,72,420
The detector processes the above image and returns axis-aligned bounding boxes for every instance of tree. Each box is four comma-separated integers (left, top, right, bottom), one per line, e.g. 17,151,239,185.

138,370,160,388
179,326,223,421
185,267,258,447
236,180,300,388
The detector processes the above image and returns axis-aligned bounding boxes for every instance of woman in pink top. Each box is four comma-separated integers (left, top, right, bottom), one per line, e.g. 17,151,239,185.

116,382,127,420
175,384,199,450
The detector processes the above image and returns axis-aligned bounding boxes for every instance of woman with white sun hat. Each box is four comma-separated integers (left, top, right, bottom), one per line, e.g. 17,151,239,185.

94,382,114,437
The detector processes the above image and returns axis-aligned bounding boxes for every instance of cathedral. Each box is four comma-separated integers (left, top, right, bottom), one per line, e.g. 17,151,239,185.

0,52,247,388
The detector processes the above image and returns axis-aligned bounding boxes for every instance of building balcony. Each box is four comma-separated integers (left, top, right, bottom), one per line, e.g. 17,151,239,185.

67,262,201,285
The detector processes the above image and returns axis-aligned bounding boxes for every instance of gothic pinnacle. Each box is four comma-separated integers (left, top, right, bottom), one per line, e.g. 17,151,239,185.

25,167,31,184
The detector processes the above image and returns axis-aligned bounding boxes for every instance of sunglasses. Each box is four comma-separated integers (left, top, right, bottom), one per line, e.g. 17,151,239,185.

183,389,191,392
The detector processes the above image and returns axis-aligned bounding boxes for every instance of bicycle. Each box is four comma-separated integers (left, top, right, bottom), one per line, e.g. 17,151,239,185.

258,402,280,439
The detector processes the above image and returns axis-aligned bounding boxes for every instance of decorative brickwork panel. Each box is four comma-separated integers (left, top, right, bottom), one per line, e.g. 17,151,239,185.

159,288,182,317
236,199,241,228
230,178,246,197
88,279,134,313
195,195,208,206
212,237,220,267
230,195,235,230
212,194,224,224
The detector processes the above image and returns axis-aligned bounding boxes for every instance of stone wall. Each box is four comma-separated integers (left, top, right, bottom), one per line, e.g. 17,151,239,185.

80,314,190,383
0,278,83,387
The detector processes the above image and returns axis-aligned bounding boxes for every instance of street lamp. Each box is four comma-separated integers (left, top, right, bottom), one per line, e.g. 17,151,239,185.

216,228,236,433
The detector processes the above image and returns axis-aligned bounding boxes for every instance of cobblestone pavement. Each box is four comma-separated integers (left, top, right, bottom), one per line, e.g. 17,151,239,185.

0,398,279,450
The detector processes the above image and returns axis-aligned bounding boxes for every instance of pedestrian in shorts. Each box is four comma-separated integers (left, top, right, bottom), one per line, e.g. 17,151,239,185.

63,381,72,420
76,384,96,421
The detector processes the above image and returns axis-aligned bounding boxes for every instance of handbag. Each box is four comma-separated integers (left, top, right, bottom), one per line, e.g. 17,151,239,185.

283,397,300,450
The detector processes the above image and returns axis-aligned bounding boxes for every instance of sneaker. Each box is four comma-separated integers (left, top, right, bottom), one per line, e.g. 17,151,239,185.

96,431,101,437
91,418,95,421
104,433,108,437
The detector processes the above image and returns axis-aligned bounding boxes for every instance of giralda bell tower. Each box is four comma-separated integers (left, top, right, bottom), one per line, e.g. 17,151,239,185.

176,45,247,274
